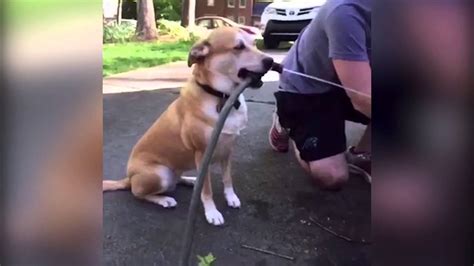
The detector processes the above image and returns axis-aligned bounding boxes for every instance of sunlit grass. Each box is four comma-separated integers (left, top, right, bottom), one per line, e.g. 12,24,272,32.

103,41,192,77
6,0,98,27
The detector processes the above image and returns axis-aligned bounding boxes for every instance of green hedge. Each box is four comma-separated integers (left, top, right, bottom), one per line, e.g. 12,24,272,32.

157,19,190,41
103,19,209,44
157,19,208,42
103,23,136,43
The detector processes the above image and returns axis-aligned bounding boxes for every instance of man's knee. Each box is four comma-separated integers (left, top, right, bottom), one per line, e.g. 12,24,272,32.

309,164,349,190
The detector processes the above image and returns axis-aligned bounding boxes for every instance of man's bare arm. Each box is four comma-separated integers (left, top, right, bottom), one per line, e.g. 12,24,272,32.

332,59,371,118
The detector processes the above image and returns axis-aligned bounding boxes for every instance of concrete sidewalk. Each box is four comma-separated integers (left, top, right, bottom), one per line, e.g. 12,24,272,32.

103,61,191,93
102,51,286,94
103,81,370,265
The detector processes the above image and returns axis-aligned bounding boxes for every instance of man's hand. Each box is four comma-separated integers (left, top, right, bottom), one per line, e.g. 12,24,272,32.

332,60,371,118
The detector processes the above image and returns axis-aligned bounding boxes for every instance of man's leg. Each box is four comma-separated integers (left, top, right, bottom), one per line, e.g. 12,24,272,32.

346,124,371,183
272,90,350,189
292,140,310,173
292,140,349,190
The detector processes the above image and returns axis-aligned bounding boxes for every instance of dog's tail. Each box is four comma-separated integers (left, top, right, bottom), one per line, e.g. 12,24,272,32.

103,177,131,192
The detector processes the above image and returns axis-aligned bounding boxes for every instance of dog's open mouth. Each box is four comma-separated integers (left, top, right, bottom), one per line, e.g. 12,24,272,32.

238,68,266,88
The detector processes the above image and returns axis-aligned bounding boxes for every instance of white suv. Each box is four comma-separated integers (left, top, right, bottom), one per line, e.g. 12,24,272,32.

260,0,327,49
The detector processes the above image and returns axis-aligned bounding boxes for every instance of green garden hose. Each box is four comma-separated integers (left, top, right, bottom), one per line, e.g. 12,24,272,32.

179,78,252,266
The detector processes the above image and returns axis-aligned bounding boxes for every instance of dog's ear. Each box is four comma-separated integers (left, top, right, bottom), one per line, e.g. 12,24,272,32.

187,41,210,67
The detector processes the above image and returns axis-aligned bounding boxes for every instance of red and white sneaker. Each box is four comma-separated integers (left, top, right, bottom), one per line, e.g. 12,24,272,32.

268,112,290,152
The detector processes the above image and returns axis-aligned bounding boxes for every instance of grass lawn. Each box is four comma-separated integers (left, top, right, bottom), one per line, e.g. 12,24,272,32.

103,41,193,77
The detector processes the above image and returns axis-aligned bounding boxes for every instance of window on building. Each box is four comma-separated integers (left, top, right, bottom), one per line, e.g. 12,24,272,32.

208,0,214,6
227,0,235,8
227,15,235,22
238,16,246,24
239,0,247,8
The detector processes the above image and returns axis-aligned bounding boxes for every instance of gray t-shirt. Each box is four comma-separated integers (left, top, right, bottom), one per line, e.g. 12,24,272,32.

280,0,371,94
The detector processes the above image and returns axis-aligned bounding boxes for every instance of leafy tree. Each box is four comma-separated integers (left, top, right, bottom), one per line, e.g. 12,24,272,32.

121,0,181,21
154,0,181,20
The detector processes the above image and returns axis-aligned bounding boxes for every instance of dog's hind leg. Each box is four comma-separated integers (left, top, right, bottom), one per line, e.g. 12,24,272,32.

130,165,177,208
142,195,177,208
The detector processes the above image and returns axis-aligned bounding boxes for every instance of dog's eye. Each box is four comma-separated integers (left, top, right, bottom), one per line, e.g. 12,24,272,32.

234,43,245,50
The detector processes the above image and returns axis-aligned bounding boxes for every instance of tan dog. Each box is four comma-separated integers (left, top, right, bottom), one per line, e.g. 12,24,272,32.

103,27,273,226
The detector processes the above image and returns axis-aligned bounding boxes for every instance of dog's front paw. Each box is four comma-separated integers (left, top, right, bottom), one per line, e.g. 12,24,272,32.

205,209,225,226
225,192,241,208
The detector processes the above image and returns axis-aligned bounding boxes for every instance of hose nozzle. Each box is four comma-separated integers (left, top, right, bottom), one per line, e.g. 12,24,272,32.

271,62,283,74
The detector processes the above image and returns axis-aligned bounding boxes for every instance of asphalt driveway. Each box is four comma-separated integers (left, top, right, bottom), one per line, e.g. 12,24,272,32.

103,81,371,266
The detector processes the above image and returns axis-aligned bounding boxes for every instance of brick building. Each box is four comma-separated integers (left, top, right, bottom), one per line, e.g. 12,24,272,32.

183,0,255,26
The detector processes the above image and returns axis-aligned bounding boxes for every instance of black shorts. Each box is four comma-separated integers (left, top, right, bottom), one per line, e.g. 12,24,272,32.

274,89,370,162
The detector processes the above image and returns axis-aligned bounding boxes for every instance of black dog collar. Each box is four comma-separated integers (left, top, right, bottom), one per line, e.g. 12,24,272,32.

196,81,241,113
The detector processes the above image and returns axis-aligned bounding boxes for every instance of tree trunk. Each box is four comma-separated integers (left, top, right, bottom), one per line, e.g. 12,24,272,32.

116,0,123,25
136,0,157,41
188,0,195,27
180,0,187,27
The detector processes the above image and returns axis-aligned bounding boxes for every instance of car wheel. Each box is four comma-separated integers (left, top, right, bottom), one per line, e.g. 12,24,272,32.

263,36,279,49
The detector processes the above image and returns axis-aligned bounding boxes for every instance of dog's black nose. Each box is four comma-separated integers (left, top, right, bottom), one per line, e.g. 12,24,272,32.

262,57,274,70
